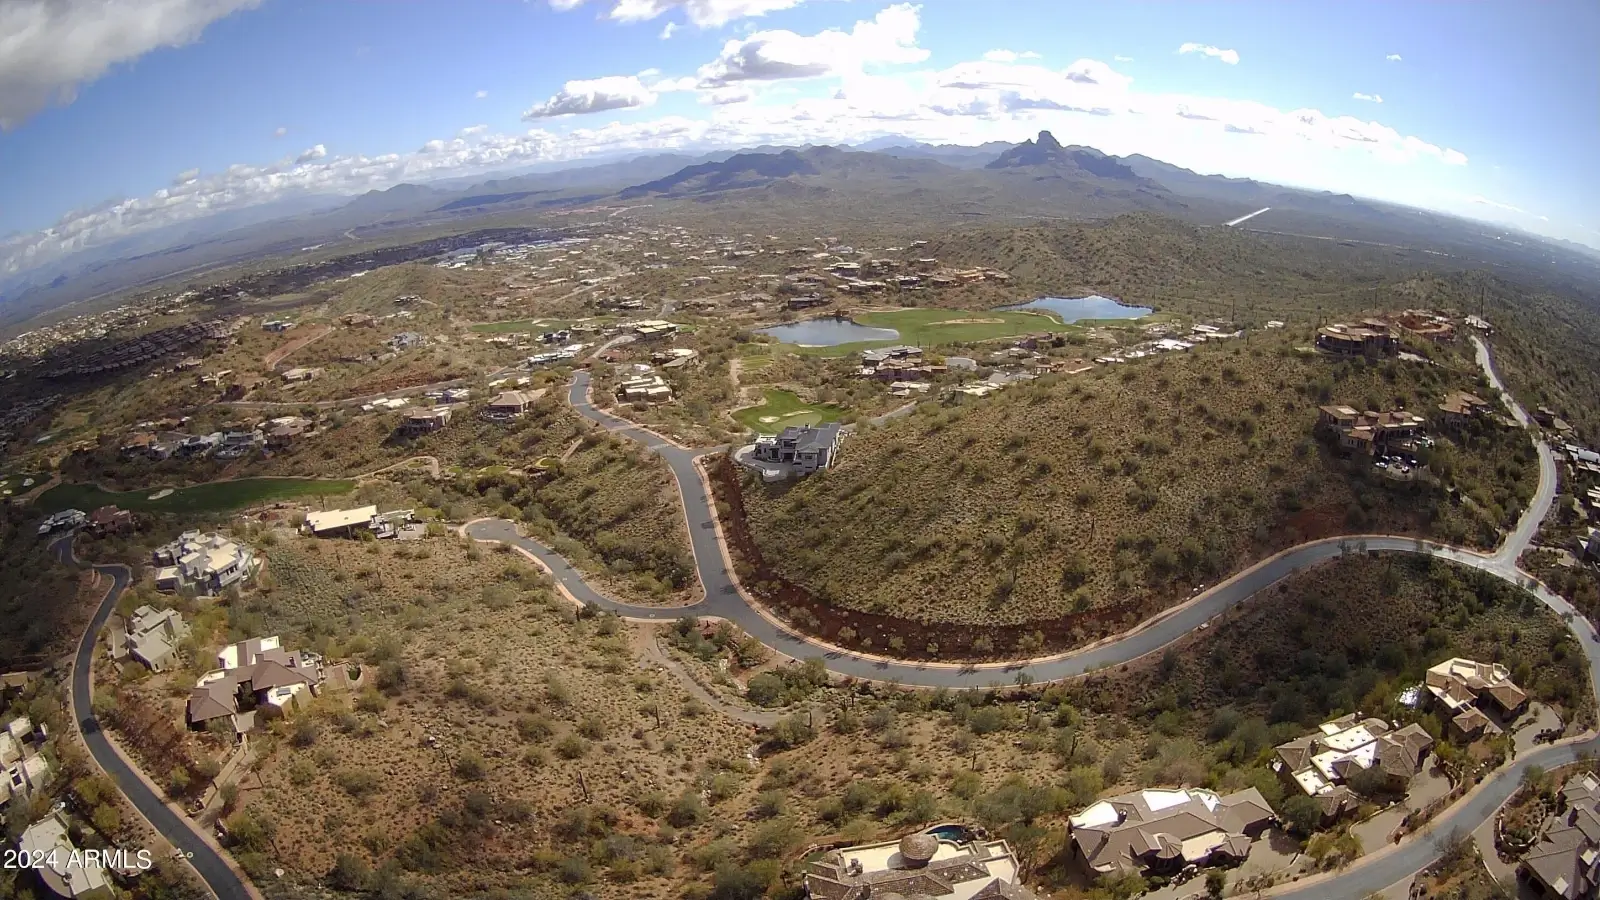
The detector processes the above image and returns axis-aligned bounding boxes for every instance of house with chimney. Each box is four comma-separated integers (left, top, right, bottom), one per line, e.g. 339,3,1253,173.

1424,657,1528,740
803,831,1041,899
1067,786,1277,878
185,636,322,735
114,605,190,672
483,390,536,421
399,406,451,436
1437,391,1493,430
1316,405,1426,456
748,424,843,478
1272,714,1435,821
1520,772,1600,899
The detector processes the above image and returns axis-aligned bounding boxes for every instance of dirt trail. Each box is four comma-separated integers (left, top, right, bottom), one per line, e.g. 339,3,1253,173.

632,627,784,728
262,324,334,369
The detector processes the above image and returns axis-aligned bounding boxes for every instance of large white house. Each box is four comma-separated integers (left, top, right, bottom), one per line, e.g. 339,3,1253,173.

152,531,257,596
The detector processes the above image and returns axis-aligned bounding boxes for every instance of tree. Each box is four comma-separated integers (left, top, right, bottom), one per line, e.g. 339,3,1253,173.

1278,793,1321,835
1206,869,1228,899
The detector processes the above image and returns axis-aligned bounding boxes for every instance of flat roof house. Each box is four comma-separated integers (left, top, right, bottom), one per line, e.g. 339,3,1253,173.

618,374,674,403
151,531,257,597
803,831,1041,900
399,406,451,435
1317,405,1426,455
752,424,843,475
1272,714,1434,817
1,717,52,813
17,812,111,899
122,605,190,672
186,636,321,735
1068,786,1276,878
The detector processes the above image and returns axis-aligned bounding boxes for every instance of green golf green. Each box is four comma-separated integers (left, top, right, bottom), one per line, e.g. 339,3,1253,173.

36,477,356,514
732,390,846,434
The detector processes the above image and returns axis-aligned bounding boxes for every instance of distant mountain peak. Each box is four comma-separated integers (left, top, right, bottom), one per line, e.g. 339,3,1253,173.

1035,130,1064,152
985,133,1145,183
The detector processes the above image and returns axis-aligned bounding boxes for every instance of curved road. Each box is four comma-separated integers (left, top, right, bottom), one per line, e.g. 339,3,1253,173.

463,339,1587,898
53,538,254,900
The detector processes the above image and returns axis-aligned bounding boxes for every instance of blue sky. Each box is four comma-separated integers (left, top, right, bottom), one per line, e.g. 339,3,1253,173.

2,0,1597,278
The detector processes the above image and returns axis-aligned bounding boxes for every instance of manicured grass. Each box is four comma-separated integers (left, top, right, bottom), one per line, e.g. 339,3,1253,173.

780,308,1074,358
0,473,48,499
35,477,356,514
732,389,846,434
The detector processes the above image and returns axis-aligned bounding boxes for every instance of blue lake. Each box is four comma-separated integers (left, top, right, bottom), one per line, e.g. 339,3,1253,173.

998,295,1153,323
759,318,901,346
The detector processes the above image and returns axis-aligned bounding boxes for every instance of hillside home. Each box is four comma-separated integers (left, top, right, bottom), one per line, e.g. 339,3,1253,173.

120,606,190,672
803,831,1040,900
1067,787,1276,878
214,429,263,460
1437,392,1492,429
399,407,451,435
1,716,52,812
1316,323,1395,357
1390,311,1457,344
787,294,829,310
1521,773,1600,899
1272,714,1434,818
265,417,311,449
16,812,110,899
186,636,322,735
119,432,155,459
151,531,257,596
862,345,921,367
37,508,87,536
1425,657,1529,739
751,424,843,475
618,374,673,403
653,348,699,369
1316,405,1426,455
86,505,132,537
280,367,320,383
262,319,293,332
633,320,679,340
483,390,535,421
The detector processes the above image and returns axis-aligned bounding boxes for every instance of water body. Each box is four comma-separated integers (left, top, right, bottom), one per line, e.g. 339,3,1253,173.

998,295,1153,322
759,318,901,346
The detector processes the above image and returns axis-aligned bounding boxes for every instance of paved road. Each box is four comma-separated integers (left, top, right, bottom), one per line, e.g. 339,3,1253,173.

463,342,1587,899
54,537,254,900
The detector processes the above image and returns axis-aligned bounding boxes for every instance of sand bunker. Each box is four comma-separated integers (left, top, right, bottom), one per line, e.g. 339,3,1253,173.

931,317,1005,325
148,488,175,500
758,416,781,423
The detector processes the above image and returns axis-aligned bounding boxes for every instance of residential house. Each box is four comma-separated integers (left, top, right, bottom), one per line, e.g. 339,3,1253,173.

265,417,311,450
1425,657,1529,739
37,509,87,536
1520,772,1600,899
389,331,426,351
652,348,699,369
151,531,257,597
787,294,829,310
1067,786,1277,878
118,432,155,459
1390,311,1457,344
483,390,535,421
186,636,322,735
862,345,922,367
1272,715,1434,819
120,606,190,672
213,429,263,460
399,407,451,435
1,717,52,812
176,432,222,458
750,424,843,475
618,374,673,403
86,505,133,537
1437,392,1492,430
633,320,679,340
802,831,1041,900
262,319,293,332
280,366,320,383
1316,323,1395,357
305,505,379,538
15,812,111,899
1316,405,1426,456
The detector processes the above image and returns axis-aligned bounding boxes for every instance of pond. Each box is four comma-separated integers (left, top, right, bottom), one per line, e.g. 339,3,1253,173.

758,318,901,346
997,294,1152,322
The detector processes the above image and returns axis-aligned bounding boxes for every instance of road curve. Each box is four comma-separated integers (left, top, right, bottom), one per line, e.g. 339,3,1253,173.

462,342,1586,899
54,537,255,900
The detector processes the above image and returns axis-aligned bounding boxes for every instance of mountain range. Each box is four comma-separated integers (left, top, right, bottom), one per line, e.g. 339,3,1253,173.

3,131,1596,327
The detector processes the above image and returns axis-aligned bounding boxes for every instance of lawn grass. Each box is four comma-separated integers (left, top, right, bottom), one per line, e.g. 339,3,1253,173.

36,477,356,514
0,473,48,499
732,389,846,434
780,308,1076,358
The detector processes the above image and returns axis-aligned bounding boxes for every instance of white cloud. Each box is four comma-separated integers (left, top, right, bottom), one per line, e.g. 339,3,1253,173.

556,0,806,27
1386,53,1403,62
173,168,200,185
660,21,678,38
1352,92,1383,103
982,49,1039,63
522,75,659,118
4,40,1493,279
0,0,261,130
272,125,287,138
459,124,489,137
697,3,928,87
1114,55,1133,63
1178,42,1240,65
475,89,489,99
